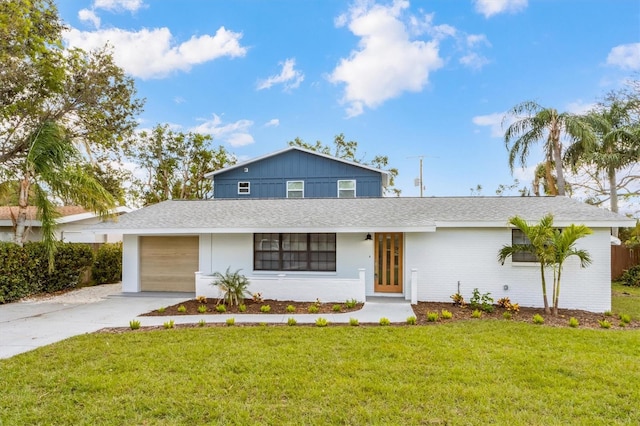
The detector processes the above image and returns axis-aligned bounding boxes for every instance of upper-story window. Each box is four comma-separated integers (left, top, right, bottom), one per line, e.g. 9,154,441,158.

238,182,250,195
287,181,304,198
338,180,356,198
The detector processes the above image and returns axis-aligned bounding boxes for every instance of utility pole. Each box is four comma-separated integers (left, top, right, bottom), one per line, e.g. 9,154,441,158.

408,155,437,197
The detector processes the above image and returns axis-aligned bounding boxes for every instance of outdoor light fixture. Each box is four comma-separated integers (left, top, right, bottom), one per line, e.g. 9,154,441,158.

365,233,372,241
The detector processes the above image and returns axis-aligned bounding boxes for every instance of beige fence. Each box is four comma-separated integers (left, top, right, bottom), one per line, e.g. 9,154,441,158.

611,245,640,281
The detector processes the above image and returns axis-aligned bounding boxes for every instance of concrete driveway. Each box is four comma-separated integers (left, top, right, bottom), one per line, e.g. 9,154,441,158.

0,285,415,359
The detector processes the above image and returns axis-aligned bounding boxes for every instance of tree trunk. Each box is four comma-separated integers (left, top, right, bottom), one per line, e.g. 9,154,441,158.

553,141,566,196
553,268,562,316
14,173,31,246
539,263,550,314
609,165,619,237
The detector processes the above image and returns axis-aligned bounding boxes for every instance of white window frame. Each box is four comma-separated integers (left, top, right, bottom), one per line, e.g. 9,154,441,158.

238,181,250,195
287,181,304,198
337,180,356,198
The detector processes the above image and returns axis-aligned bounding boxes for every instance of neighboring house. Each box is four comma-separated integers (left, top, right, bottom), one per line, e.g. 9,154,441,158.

0,205,130,244
205,146,390,199
90,196,632,313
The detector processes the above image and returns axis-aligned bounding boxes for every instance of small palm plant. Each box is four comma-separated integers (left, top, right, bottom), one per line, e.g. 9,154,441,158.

211,267,250,307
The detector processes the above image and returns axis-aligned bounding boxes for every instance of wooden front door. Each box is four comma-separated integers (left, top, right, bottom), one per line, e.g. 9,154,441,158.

374,233,403,293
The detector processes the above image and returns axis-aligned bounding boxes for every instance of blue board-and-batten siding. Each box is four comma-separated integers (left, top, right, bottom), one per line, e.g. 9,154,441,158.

213,149,383,198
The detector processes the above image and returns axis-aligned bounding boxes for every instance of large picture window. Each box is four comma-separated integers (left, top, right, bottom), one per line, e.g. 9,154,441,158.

254,233,336,271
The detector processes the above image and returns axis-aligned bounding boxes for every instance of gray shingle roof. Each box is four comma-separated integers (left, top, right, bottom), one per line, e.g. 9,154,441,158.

91,197,632,234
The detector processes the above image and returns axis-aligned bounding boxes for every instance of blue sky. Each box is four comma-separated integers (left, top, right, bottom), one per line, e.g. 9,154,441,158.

57,0,639,198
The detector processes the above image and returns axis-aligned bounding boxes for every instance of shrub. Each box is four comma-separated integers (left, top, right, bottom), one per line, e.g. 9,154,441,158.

426,312,439,322
92,243,122,284
471,309,482,319
379,317,391,326
308,305,319,314
470,288,494,312
450,292,465,307
315,317,328,327
441,309,453,320
532,314,544,325
197,305,207,314
287,317,297,326
196,295,207,304
286,305,296,313
226,317,235,326
620,264,640,287
345,299,358,309
157,306,166,314
163,320,175,329
604,310,612,317
211,267,250,306
619,313,631,324
129,319,141,330
503,311,512,320
598,319,611,329
406,316,417,325
568,317,579,328
215,305,227,313
349,317,359,326
252,293,263,303
332,304,342,312
238,304,246,312
497,297,520,312
198,319,206,327
0,242,96,303
260,305,271,313
177,305,187,313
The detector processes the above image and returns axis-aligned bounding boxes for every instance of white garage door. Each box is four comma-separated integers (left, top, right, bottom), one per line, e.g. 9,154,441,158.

140,236,198,292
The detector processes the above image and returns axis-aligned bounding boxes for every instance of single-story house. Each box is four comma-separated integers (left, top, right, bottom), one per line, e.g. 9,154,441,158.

0,205,130,244
90,196,632,313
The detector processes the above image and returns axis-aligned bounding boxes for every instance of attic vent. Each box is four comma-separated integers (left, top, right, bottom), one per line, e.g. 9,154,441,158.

244,167,249,172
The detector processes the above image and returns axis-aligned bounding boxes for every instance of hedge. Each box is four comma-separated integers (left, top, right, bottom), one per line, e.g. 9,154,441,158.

0,242,94,304
92,242,123,284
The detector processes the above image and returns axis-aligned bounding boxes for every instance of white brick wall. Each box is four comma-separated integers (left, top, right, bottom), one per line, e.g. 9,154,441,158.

405,228,611,313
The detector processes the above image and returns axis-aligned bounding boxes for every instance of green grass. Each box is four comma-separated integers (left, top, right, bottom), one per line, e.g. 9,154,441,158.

612,282,640,319
1,322,639,425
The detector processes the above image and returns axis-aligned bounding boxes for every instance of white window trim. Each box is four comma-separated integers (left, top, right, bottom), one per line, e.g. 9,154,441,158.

286,180,304,198
238,181,250,195
337,180,356,198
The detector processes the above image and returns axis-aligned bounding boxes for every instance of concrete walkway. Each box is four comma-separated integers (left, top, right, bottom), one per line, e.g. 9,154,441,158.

0,288,415,359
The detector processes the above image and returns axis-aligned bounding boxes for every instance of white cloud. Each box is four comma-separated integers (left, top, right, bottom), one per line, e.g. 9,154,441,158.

329,0,444,117
78,9,101,28
473,0,528,18
460,52,489,70
565,100,596,115
257,58,304,91
191,114,255,147
472,112,506,137
466,34,490,48
173,96,186,104
606,43,640,71
264,119,280,127
64,26,247,79
94,0,144,12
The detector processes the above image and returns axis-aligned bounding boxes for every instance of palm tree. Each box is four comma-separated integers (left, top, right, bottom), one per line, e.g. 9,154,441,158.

498,214,555,314
548,225,592,315
15,121,115,270
503,101,595,196
565,98,640,217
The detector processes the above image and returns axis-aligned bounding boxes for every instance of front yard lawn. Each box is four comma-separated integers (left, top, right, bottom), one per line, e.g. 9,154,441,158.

1,322,638,425
612,282,640,320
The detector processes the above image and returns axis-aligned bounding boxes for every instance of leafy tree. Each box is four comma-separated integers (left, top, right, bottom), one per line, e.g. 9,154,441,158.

288,133,400,195
498,214,555,313
0,0,143,168
128,124,236,205
14,121,114,270
548,225,592,315
565,92,640,220
503,102,595,196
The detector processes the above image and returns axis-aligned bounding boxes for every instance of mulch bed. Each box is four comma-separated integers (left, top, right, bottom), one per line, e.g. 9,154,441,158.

140,298,638,330
413,302,639,329
141,298,364,316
